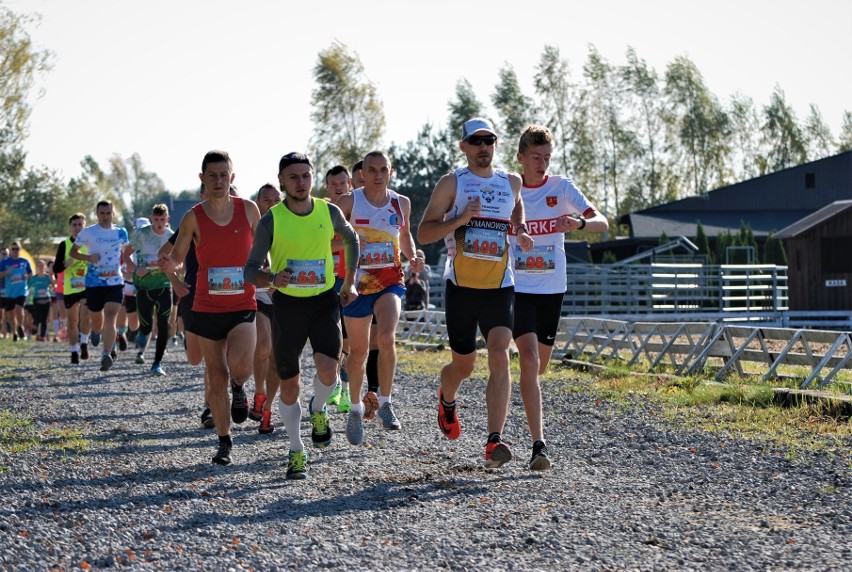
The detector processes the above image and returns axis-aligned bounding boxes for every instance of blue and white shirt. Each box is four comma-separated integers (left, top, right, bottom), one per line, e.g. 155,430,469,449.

75,224,130,287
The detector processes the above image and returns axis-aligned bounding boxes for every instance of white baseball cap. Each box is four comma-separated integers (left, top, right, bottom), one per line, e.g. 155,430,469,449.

135,217,150,229
461,118,497,141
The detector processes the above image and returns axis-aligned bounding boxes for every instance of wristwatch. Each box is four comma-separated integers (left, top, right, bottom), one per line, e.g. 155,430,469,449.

268,272,277,285
577,218,587,230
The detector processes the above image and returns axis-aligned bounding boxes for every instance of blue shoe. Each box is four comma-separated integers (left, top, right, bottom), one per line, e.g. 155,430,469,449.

151,362,166,376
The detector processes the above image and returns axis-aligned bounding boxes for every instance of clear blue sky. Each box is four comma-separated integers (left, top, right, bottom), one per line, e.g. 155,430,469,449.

10,0,852,196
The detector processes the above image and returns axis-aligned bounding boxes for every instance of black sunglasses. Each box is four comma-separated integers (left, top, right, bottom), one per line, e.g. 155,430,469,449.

466,135,497,146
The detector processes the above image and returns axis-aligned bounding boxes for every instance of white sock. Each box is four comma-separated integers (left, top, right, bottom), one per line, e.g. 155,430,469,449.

80,333,89,344
313,377,336,407
53,319,60,336
350,401,364,415
278,400,304,452
70,343,80,352
378,394,391,407
341,380,350,391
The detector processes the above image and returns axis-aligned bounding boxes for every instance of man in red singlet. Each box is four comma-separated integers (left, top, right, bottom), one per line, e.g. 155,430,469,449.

160,150,261,466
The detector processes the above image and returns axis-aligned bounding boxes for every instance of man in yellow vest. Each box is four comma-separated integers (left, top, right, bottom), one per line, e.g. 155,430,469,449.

244,152,359,480
52,213,92,364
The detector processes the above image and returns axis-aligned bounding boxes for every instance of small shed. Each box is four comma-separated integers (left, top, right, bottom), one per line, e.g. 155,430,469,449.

775,200,852,311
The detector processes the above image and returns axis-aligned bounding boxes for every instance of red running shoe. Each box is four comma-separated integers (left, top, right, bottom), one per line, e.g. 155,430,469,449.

437,388,461,440
484,440,512,468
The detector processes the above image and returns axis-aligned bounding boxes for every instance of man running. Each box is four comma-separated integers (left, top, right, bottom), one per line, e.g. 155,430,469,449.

512,124,608,470
417,118,534,468
125,204,174,376
70,201,130,371
53,213,92,363
249,182,284,435
245,152,358,479
336,151,423,445
160,150,260,466
0,242,33,342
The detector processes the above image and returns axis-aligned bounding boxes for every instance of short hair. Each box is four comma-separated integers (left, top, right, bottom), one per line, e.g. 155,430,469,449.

201,150,232,173
363,150,391,169
255,183,279,200
69,212,85,224
325,165,350,182
10,241,20,248
351,160,363,174
518,124,554,154
151,203,169,217
96,200,113,211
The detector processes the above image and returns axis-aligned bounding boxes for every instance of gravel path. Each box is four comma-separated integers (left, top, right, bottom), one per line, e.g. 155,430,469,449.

1,340,850,571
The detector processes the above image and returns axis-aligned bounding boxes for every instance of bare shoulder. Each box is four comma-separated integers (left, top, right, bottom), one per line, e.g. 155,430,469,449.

507,171,523,192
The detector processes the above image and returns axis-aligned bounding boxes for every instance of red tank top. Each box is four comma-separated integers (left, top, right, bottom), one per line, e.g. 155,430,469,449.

192,197,257,313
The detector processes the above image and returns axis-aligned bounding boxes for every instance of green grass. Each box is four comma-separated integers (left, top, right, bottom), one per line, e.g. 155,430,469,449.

0,410,91,458
396,345,852,460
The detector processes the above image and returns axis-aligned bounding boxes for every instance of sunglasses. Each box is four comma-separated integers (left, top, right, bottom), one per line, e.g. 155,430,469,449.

10,247,19,251
466,135,497,146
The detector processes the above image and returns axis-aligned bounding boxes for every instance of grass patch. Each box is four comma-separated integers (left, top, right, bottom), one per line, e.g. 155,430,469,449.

396,344,852,458
0,411,90,457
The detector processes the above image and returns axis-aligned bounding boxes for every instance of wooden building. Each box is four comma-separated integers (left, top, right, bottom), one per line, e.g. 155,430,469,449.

775,200,852,311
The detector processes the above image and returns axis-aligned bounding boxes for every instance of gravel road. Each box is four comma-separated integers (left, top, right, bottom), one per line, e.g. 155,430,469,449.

0,340,850,571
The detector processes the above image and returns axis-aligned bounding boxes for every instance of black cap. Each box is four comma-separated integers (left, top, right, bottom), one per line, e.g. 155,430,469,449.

278,152,313,172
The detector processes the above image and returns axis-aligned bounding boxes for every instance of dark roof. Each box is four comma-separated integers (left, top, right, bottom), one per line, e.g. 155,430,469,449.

774,200,852,239
619,150,852,238
627,211,810,239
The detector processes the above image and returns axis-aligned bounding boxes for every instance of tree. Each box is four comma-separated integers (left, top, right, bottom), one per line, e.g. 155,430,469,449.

0,6,52,147
390,122,456,263
491,64,534,170
310,41,384,171
838,111,852,153
106,153,166,229
533,45,574,176
761,86,807,171
763,232,787,265
803,104,835,161
664,55,732,196
728,92,764,179
695,220,712,263
447,78,484,138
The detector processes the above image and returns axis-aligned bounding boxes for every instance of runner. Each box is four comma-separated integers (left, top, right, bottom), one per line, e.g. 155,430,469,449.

70,201,131,371
0,247,7,338
512,124,609,470
0,241,33,341
417,117,534,468
244,152,358,479
126,205,174,376
249,182,284,435
160,150,260,466
324,164,354,413
53,213,92,363
27,260,53,341
336,151,423,445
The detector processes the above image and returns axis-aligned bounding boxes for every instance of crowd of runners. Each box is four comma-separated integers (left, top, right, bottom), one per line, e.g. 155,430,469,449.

1,119,607,479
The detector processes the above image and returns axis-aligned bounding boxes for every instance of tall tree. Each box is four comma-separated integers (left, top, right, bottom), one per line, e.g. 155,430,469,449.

106,153,166,229
761,86,807,171
583,45,638,217
664,55,732,196
803,104,835,161
390,122,456,262
0,6,52,147
491,64,534,170
838,111,852,153
728,92,764,179
621,46,671,209
533,45,574,176
310,41,384,171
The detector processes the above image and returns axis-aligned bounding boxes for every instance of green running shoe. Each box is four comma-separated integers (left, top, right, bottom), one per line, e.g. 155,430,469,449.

338,385,351,413
286,449,307,480
309,396,332,449
326,380,341,406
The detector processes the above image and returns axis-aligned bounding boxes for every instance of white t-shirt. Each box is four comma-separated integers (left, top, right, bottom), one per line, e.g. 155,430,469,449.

75,224,130,287
509,175,594,294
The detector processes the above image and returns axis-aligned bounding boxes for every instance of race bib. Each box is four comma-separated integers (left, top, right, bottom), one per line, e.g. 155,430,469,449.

462,227,506,261
70,276,86,290
286,259,327,289
359,241,395,269
36,288,49,298
95,265,120,281
207,267,245,295
515,244,556,274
